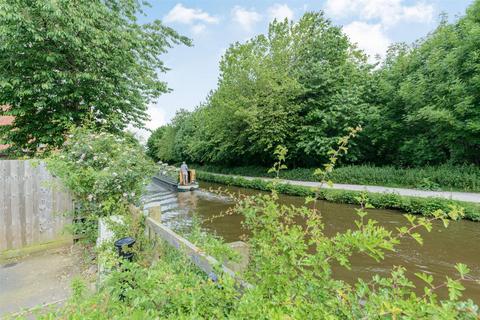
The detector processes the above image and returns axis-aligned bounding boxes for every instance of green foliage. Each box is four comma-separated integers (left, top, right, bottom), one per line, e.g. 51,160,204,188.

38,128,479,319
197,171,480,221
148,13,372,166
47,127,155,240
146,127,166,162
38,241,239,319
193,164,480,192
39,187,479,319
148,2,480,168
186,218,240,263
367,1,480,166
0,0,190,154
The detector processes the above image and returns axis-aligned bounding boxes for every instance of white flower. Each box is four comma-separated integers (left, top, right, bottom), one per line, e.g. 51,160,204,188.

87,194,94,202
112,172,118,177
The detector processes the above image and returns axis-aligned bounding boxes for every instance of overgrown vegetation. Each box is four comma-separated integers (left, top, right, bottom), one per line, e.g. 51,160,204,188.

2,0,477,317
47,127,155,241
147,1,480,167
193,164,480,192
196,171,480,221
34,131,479,319
0,0,190,154
36,214,480,319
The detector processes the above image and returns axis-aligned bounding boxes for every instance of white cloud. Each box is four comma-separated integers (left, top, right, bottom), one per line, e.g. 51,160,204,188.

232,6,262,32
343,21,391,60
325,0,434,27
130,105,167,143
164,3,219,25
147,106,167,130
191,24,206,35
401,3,434,22
268,4,294,22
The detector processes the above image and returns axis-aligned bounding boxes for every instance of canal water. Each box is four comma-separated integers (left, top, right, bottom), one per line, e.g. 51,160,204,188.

147,181,480,302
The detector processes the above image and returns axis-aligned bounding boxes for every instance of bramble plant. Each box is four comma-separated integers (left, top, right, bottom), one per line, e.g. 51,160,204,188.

47,127,155,241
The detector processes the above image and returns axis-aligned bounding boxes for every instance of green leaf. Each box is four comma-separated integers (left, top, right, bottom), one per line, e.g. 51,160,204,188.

415,272,434,287
455,263,470,279
410,232,423,245
446,277,465,301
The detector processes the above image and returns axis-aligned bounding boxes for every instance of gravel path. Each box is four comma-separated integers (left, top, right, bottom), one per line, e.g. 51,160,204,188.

207,173,480,203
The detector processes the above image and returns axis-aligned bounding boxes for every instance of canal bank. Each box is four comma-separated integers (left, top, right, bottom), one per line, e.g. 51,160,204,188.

196,171,480,221
153,180,480,303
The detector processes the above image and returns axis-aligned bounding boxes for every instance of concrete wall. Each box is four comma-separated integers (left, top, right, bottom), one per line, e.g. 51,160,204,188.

0,160,73,252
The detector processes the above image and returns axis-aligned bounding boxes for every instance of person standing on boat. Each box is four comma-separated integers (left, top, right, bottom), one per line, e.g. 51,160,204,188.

180,161,189,185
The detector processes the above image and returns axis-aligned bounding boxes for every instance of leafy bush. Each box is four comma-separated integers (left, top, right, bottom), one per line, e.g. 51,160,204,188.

38,241,239,319
47,127,155,240
197,171,480,221
194,164,480,192
37,186,479,319
233,191,476,319
37,132,479,319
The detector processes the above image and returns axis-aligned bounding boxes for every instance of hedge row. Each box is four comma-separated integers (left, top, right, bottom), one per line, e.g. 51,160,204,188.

193,164,480,192
197,171,480,221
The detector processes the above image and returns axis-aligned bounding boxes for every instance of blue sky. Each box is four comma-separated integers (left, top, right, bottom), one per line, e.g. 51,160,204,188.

137,0,473,139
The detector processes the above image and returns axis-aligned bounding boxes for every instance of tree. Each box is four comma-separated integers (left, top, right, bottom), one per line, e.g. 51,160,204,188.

146,13,372,167
146,126,166,162
292,12,372,165
206,19,303,165
371,1,480,165
146,1,480,168
0,0,190,154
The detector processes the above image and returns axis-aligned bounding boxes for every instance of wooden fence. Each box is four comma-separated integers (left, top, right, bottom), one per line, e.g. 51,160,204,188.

0,160,73,252
145,216,252,291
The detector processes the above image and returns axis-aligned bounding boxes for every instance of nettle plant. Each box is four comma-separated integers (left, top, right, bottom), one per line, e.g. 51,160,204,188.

47,127,155,240
229,128,479,319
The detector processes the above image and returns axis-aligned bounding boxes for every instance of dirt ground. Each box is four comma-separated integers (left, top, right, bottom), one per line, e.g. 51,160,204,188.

0,245,96,318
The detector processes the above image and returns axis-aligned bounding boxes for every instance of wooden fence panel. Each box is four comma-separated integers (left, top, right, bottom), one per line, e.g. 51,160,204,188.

0,160,73,252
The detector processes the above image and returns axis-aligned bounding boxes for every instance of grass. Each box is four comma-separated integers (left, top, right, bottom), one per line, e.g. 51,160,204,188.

197,171,480,221
193,164,480,192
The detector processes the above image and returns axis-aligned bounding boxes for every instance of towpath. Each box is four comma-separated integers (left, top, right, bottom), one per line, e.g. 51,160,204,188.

204,173,480,203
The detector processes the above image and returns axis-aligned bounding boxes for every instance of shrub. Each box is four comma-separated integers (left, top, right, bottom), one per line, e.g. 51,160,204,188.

193,164,480,192
38,185,479,319
197,171,480,221
37,133,479,319
47,127,155,240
